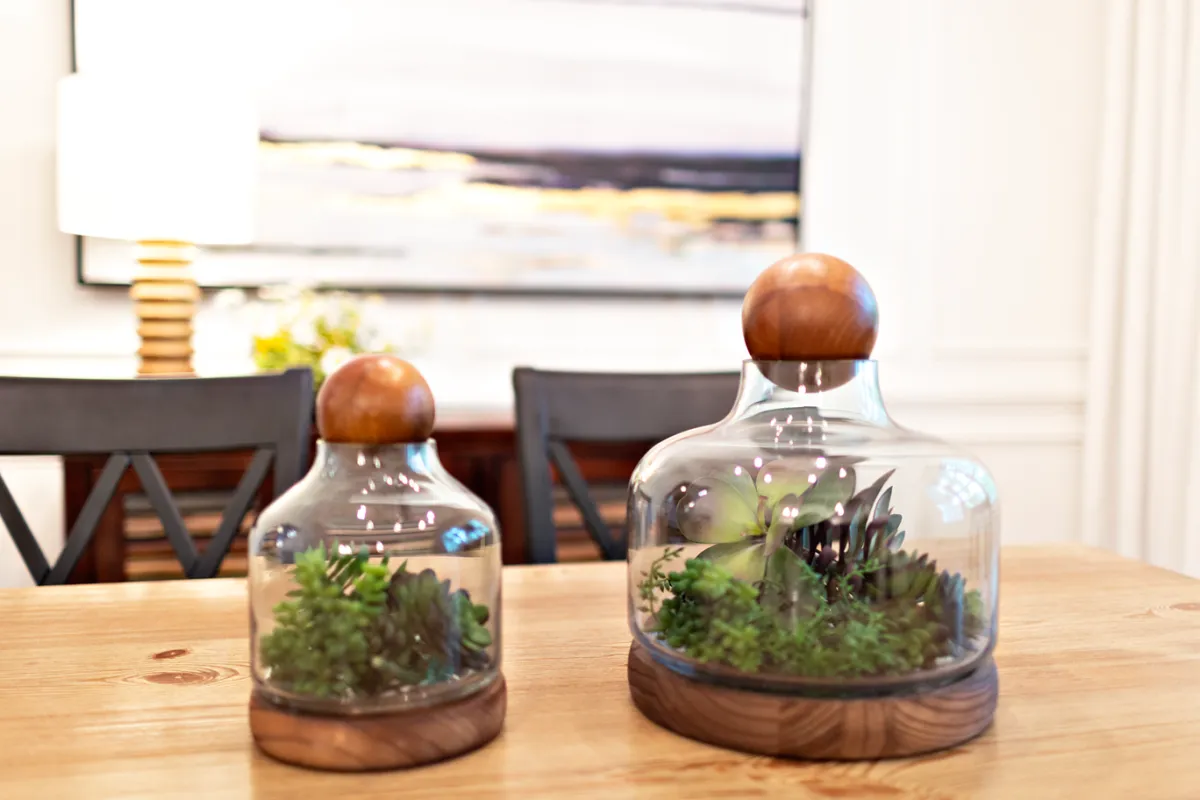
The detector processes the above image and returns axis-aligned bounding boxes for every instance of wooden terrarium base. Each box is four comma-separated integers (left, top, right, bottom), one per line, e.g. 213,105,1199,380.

628,641,996,760
249,675,507,771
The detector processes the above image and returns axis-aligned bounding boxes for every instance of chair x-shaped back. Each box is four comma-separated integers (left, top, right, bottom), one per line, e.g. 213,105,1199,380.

513,368,741,564
0,369,313,584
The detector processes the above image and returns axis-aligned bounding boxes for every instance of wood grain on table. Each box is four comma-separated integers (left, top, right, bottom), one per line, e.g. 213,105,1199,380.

2,545,1200,799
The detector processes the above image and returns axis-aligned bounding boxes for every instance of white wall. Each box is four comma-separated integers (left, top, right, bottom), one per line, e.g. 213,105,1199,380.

0,0,1103,585
804,0,1101,549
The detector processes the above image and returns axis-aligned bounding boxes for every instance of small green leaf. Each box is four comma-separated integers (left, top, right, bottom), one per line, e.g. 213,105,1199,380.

757,459,856,530
791,504,837,529
800,464,856,509
676,471,760,544
756,459,820,511
697,537,767,582
763,492,801,557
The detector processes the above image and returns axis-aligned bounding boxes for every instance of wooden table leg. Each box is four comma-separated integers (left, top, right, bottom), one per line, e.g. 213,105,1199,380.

62,456,97,584
63,456,127,584
90,498,127,583
497,459,527,565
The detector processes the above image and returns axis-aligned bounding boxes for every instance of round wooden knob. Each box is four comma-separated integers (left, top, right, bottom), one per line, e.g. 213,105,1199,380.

316,354,436,444
741,253,879,361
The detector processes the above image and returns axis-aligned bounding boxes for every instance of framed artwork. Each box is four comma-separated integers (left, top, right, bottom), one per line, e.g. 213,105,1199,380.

71,0,812,297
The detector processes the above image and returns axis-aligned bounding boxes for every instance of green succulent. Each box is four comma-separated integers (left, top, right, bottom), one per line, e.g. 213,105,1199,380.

646,552,947,678
260,544,493,701
676,456,858,581
639,460,989,681
259,545,390,698
383,567,494,684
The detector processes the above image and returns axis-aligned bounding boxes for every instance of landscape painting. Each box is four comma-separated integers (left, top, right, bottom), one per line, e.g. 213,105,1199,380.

74,0,810,296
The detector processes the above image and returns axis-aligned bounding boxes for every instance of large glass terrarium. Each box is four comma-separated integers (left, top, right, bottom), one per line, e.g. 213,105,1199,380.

626,254,1000,760
247,354,505,772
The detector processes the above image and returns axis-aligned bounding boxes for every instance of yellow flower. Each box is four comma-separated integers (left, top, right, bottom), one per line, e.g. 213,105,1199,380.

249,287,379,388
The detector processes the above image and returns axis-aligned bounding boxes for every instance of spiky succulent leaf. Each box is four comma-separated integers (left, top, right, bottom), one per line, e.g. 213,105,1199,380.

874,486,893,522
676,471,760,543
859,511,905,560
841,470,894,556
793,464,857,527
866,551,935,602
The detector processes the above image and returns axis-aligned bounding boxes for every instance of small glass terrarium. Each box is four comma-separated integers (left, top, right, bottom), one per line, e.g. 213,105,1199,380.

248,354,505,772
626,254,1000,760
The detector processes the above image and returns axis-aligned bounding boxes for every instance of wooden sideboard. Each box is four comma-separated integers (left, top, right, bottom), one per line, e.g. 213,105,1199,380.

60,411,650,582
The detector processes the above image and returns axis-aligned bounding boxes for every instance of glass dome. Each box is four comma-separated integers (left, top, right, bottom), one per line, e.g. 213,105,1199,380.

627,359,998,695
248,439,501,715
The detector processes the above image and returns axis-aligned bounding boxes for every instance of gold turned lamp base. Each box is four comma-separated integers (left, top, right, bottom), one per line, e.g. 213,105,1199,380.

131,240,199,377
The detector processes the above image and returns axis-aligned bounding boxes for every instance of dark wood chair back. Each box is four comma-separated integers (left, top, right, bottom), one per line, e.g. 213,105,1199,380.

0,368,313,584
512,367,740,564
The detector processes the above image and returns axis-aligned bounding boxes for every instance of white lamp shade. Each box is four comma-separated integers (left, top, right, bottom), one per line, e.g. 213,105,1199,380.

57,73,259,245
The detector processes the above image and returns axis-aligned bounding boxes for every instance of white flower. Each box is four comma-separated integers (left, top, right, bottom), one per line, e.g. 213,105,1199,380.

257,284,294,303
257,282,316,304
290,312,319,348
212,288,247,309
363,329,388,353
245,302,277,338
320,346,355,376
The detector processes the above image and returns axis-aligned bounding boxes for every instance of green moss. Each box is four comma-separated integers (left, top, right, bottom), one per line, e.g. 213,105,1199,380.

260,544,492,701
639,548,986,680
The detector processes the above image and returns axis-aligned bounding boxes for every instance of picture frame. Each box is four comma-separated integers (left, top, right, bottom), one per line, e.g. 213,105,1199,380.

70,0,813,298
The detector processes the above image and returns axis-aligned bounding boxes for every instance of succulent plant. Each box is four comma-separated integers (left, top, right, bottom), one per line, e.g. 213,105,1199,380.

384,567,493,682
640,459,988,680
675,456,860,581
676,458,904,585
260,544,493,701
645,552,950,678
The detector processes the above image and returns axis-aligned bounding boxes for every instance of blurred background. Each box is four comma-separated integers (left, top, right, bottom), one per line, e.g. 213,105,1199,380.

0,0,1196,584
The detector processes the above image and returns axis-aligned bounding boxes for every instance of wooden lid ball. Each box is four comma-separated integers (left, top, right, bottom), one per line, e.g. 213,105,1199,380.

741,253,880,362
316,354,436,444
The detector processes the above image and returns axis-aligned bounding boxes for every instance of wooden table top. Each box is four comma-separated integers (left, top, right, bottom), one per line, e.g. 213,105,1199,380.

3,544,1200,799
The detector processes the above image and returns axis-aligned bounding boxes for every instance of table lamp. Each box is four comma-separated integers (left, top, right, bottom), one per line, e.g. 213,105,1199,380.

56,73,258,376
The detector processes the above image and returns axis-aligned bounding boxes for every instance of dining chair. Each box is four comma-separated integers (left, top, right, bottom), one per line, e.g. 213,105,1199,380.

0,368,313,585
512,367,740,564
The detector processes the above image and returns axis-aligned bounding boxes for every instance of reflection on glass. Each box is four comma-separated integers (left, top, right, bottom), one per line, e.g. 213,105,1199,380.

249,441,501,714
628,360,1000,694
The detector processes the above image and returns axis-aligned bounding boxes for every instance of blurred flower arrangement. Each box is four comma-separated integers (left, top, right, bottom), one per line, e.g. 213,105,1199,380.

214,286,397,388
